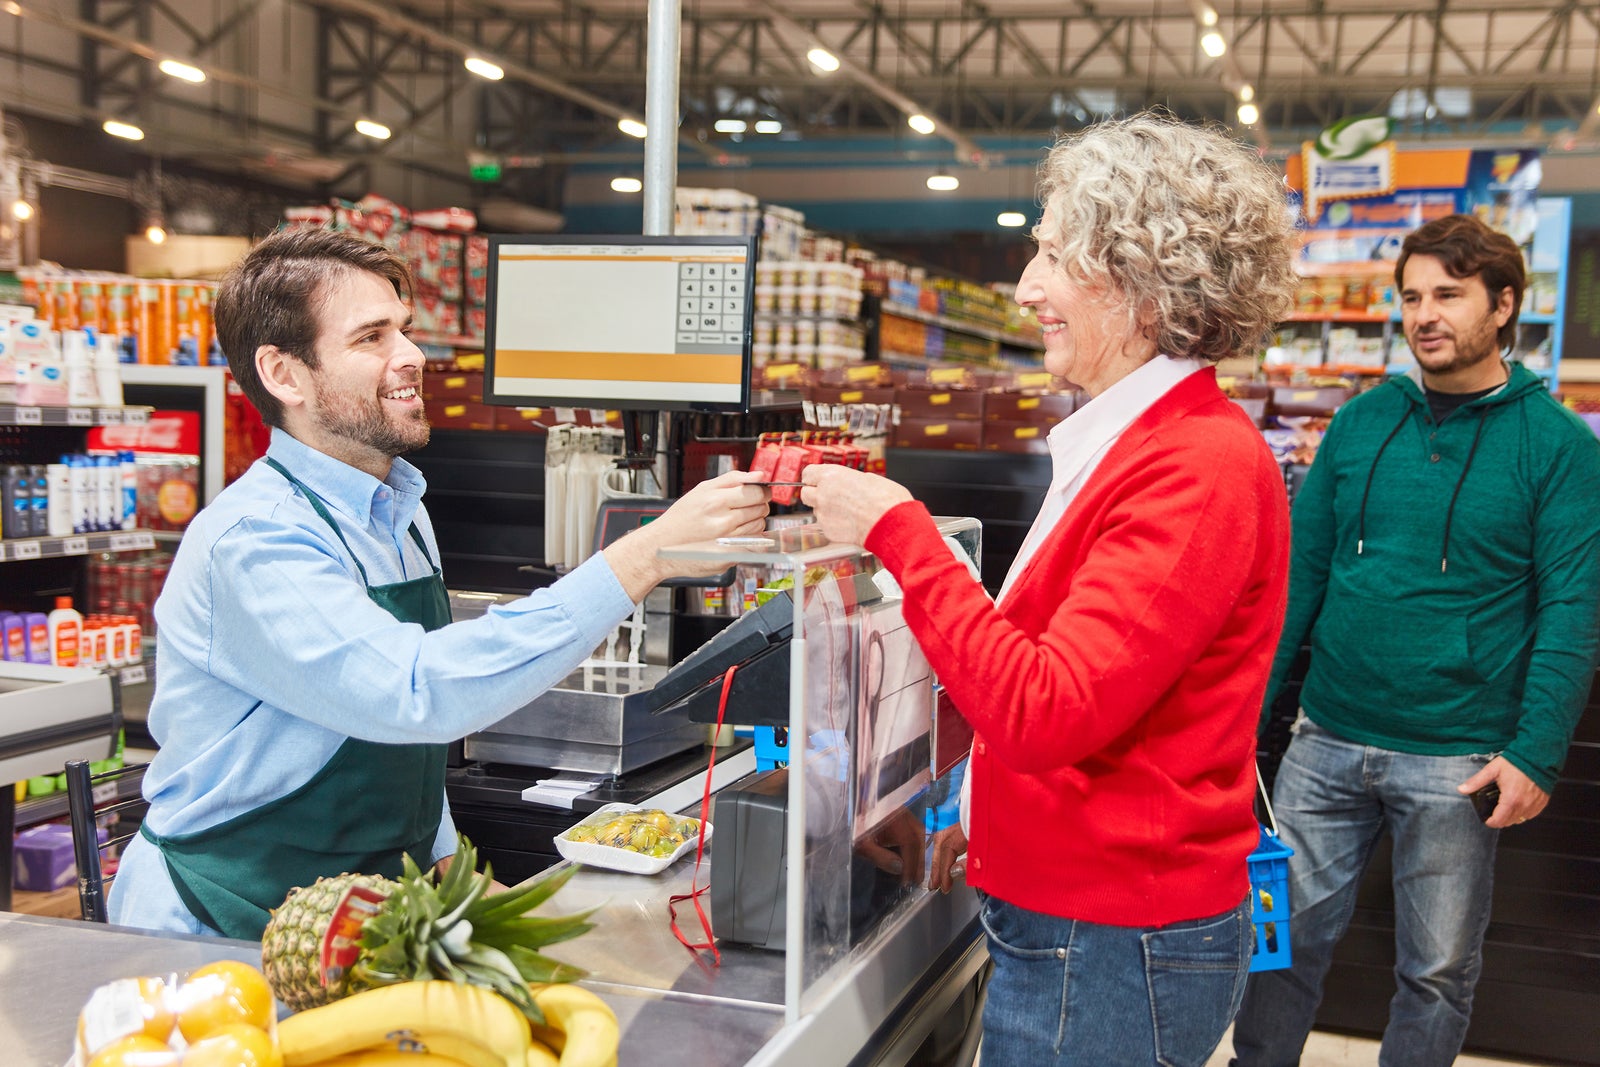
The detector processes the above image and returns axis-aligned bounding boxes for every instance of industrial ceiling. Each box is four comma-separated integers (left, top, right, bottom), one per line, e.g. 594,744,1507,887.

1,0,1598,206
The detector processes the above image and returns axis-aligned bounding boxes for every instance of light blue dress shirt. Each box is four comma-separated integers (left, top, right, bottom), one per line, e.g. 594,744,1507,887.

110,428,635,935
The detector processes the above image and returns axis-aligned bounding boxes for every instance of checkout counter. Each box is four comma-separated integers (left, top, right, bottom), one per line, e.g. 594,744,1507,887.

1,520,987,1067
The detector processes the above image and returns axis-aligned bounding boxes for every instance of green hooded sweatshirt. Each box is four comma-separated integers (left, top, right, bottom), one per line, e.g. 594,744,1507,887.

1266,362,1600,792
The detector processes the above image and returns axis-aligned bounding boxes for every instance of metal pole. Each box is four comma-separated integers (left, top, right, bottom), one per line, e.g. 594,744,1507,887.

642,0,680,236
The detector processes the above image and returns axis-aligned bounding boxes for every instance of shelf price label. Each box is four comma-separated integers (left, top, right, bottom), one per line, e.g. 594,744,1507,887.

97,408,124,424
12,540,42,560
91,782,118,806
122,409,148,425
67,407,94,426
62,536,89,556
15,406,42,425
108,532,147,552
120,664,147,686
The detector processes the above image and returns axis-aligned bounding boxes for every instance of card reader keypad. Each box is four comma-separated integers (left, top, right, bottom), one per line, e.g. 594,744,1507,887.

676,261,747,351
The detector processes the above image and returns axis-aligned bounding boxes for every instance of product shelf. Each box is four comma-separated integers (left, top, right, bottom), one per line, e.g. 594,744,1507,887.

411,331,484,350
14,762,145,832
0,530,156,564
880,301,1045,351
0,405,151,428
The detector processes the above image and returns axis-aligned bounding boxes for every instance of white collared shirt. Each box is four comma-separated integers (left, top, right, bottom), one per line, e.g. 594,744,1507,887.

995,355,1209,606
961,354,1207,838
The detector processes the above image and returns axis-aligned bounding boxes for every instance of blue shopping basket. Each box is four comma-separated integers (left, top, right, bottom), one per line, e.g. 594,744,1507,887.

1247,763,1294,973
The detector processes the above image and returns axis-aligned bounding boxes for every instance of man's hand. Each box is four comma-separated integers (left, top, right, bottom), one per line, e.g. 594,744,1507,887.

855,808,926,886
603,470,771,600
928,824,969,895
797,466,912,547
1458,757,1550,829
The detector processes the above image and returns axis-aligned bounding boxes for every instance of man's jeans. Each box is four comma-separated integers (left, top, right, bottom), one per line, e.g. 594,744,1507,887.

979,891,1253,1066
1231,718,1500,1067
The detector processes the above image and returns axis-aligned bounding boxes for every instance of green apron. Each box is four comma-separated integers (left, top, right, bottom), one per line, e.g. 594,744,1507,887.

142,457,453,940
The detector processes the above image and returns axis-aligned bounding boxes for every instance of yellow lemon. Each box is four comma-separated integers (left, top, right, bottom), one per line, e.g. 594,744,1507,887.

85,1034,177,1067
181,1023,282,1067
77,976,176,1054
176,961,276,1043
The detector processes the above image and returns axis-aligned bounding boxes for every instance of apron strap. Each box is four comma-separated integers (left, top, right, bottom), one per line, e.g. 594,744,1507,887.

265,455,435,585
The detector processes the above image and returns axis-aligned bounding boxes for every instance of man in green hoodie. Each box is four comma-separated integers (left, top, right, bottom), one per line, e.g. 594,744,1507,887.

1231,213,1600,1067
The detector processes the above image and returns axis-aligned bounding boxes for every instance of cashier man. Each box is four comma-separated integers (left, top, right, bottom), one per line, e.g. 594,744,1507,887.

109,228,770,939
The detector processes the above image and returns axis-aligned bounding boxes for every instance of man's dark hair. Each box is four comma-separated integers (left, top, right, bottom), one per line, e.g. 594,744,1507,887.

214,228,412,428
1395,214,1525,352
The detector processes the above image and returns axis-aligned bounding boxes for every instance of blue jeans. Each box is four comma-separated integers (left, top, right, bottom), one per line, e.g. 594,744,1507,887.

1231,718,1499,1067
979,891,1252,1066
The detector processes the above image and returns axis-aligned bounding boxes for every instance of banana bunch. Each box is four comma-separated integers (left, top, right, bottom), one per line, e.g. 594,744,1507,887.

528,984,621,1067
274,980,619,1067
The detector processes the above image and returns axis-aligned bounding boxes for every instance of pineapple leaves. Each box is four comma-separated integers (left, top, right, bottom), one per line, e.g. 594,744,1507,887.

470,862,582,925
505,945,587,985
479,911,598,948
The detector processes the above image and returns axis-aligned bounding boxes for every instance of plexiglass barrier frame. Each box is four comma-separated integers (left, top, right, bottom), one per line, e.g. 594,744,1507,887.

659,517,980,1023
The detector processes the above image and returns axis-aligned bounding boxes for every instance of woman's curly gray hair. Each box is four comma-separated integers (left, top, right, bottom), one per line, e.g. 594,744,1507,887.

1037,113,1299,363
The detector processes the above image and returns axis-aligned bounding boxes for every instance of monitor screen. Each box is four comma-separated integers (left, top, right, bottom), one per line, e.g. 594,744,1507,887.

483,234,756,413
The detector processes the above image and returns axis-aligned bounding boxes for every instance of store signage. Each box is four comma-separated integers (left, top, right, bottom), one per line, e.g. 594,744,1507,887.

468,151,504,183
1304,142,1395,221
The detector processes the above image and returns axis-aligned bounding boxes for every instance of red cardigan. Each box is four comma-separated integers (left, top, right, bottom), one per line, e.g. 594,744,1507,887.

866,367,1288,926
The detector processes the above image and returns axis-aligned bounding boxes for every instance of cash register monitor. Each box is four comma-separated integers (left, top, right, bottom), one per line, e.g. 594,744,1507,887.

483,234,757,413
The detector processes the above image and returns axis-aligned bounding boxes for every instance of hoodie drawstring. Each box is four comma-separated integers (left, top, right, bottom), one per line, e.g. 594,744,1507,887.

1356,408,1410,557
1440,408,1489,573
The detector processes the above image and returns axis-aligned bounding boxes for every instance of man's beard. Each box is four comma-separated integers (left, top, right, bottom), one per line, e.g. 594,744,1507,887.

313,379,431,458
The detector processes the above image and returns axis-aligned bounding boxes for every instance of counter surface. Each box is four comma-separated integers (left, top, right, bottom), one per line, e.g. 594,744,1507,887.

2,850,977,1067
0,909,785,1067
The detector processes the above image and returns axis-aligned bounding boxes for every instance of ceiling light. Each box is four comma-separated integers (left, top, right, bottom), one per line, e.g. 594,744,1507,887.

103,119,144,141
610,176,643,193
355,118,391,139
1200,31,1227,58
997,211,1027,227
158,59,205,84
908,113,937,135
753,119,783,134
618,117,648,138
464,56,504,81
2,2,20,15
714,119,748,134
926,172,959,192
1239,84,1255,103
145,220,167,244
11,200,33,221
807,47,840,73
1237,102,1260,125
1200,6,1218,26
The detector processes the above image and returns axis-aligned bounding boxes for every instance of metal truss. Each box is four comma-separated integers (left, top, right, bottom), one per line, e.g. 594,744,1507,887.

8,0,1599,202
389,0,1600,146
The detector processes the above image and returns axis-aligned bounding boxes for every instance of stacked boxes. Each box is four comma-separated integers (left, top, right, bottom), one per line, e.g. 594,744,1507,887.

284,195,485,343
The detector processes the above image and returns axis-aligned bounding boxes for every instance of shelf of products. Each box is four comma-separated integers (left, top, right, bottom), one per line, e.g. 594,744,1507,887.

880,300,1045,351
0,531,155,563
14,760,145,832
0,405,149,427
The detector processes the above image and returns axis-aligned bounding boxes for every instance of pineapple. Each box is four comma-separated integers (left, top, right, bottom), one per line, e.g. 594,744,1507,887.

261,835,591,1023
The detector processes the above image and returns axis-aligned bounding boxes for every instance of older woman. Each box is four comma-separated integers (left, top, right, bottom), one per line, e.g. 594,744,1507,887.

797,113,1299,1065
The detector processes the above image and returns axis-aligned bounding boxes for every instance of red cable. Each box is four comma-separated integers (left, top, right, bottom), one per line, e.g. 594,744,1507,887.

668,664,737,965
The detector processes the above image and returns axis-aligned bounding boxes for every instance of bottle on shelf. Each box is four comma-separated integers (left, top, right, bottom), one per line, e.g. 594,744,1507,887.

46,461,72,536
47,595,83,667
2,464,26,539
23,610,49,664
28,463,47,536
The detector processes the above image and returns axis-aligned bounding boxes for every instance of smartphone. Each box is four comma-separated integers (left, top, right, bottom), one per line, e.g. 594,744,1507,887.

1469,783,1501,823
